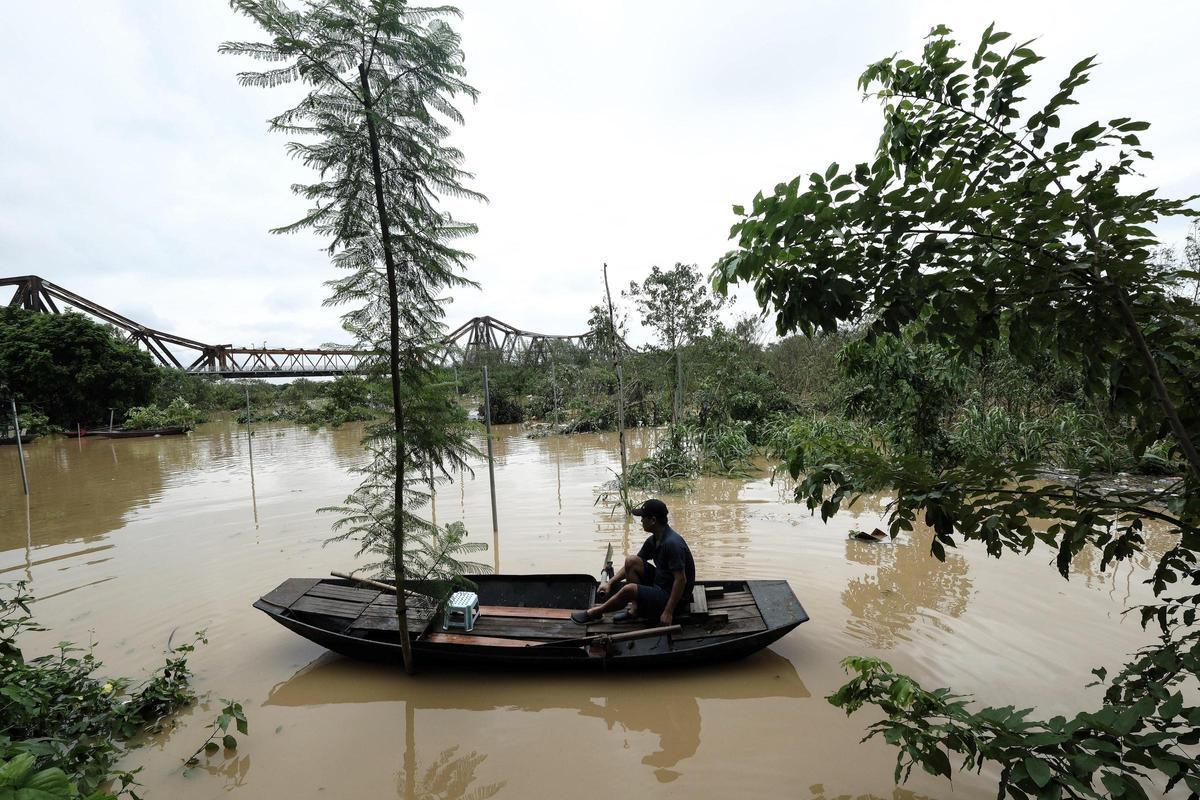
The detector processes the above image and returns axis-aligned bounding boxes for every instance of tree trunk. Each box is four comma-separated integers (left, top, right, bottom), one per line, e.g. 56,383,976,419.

673,347,683,425
360,62,414,675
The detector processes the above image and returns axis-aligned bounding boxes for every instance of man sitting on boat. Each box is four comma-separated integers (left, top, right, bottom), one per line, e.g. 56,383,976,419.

571,499,696,626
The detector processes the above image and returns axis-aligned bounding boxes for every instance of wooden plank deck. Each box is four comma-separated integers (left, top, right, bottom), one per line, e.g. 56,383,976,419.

261,578,322,608
290,595,368,619
282,580,767,648
422,632,545,648
480,605,574,620
306,583,380,604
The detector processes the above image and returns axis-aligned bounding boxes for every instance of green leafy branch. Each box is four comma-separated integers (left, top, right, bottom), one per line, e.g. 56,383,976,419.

183,700,248,770
831,656,1199,800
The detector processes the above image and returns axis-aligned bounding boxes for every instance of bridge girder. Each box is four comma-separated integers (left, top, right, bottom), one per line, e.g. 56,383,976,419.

3,276,598,377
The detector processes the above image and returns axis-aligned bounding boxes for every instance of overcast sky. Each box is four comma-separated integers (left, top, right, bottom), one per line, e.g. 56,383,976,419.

2,1,1198,352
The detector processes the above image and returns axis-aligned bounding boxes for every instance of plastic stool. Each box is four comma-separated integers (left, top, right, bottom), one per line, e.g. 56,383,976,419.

442,591,480,632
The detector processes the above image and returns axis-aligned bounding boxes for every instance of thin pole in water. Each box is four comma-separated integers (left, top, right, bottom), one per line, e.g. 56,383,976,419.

482,365,499,537
551,358,560,426
11,399,29,495
108,409,114,433
245,386,258,527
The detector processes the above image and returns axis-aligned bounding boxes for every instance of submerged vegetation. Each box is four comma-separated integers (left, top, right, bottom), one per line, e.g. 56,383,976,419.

121,399,205,431
0,582,243,799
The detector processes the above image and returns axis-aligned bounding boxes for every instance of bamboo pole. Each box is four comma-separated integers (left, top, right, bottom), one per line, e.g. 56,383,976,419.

527,624,682,648
331,571,431,599
11,399,28,495
602,264,628,495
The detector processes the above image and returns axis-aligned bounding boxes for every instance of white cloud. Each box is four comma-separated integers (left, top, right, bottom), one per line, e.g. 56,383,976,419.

1,1,1196,350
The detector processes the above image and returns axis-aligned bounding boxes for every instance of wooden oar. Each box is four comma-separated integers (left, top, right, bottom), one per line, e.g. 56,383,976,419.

527,624,681,648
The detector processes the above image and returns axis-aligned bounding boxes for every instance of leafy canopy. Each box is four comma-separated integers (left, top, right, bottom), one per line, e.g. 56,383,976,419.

717,23,1200,800
0,307,158,427
627,263,725,352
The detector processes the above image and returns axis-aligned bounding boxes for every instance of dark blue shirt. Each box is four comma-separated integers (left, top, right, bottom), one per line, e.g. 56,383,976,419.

637,526,696,596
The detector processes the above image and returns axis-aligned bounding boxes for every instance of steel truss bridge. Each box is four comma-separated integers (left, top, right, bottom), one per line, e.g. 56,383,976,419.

3,275,595,378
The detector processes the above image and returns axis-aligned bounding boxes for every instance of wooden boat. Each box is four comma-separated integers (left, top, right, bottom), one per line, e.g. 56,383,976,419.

0,433,35,445
253,574,809,670
100,426,189,439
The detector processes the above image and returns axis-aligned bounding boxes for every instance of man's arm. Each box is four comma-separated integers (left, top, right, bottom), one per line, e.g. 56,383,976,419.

661,570,686,625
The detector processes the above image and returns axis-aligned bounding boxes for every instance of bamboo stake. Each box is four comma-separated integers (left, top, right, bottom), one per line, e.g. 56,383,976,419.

244,387,254,467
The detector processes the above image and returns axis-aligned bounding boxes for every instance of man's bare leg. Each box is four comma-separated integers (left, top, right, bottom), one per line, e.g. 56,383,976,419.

585,583,638,617
573,555,646,623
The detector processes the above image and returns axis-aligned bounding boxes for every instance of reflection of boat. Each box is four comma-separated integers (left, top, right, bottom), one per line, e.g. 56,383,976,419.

254,574,808,670
265,646,810,708
99,426,189,439
0,433,35,445
265,646,810,780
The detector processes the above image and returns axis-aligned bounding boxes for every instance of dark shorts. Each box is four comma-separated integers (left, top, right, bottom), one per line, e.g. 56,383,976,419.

634,563,688,621
635,583,671,621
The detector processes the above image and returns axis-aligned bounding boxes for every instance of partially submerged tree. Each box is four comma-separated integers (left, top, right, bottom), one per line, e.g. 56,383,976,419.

223,0,485,673
0,307,158,427
718,24,1199,799
626,263,724,423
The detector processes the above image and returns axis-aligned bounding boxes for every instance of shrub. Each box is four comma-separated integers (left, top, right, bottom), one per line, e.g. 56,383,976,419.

122,398,204,431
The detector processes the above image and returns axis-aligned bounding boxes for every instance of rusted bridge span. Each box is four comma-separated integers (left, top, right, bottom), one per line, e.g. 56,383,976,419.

3,275,594,378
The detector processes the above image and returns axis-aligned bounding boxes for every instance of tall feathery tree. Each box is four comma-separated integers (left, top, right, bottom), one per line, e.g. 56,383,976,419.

222,0,486,673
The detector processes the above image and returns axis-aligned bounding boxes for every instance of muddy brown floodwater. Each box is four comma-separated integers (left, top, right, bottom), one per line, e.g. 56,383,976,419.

0,418,1172,799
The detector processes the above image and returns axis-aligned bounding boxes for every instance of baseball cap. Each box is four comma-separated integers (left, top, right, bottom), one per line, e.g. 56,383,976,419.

631,499,668,520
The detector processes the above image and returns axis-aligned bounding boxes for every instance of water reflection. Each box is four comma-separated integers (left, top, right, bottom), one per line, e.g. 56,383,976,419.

809,784,935,800
841,529,973,648
1069,522,1178,590
0,417,369,557
266,648,808,784
1,436,176,549
397,701,503,800
190,753,252,791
